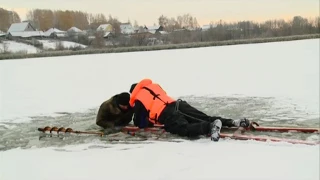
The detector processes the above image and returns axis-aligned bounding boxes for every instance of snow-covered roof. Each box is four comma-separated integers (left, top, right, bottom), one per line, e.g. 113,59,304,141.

44,28,66,36
67,27,83,32
103,32,112,37
8,22,33,33
148,30,157,34
56,33,68,37
159,31,169,35
97,24,112,32
146,26,161,30
9,31,44,38
201,24,217,31
120,24,134,34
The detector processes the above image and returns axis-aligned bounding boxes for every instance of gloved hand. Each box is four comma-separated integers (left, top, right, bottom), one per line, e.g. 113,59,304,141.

233,118,259,130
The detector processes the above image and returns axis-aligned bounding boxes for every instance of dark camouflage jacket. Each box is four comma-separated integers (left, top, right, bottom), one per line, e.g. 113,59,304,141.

96,95,133,129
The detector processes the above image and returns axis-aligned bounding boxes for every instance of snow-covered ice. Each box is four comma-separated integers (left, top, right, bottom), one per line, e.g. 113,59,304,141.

0,39,319,180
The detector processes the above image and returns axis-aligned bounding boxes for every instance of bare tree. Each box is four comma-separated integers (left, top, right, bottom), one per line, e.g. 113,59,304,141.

0,8,21,32
91,31,105,48
132,33,148,46
133,20,139,28
158,15,169,27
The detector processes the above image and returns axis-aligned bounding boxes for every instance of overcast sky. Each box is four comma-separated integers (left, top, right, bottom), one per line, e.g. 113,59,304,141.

2,0,319,26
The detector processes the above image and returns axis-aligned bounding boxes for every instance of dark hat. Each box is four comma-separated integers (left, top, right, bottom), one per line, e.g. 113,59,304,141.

116,92,130,106
129,83,137,93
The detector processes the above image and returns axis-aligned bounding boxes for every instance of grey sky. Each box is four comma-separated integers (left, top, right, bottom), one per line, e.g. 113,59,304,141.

2,0,319,26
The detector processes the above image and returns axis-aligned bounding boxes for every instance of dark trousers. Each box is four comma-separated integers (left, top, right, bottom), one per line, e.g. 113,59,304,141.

158,100,234,138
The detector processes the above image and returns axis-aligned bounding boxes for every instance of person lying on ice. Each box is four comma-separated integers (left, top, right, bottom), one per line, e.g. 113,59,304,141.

129,78,258,142
96,92,134,130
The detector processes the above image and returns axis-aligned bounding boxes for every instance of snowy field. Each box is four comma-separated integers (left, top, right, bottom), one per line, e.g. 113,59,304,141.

0,40,39,54
38,39,87,50
0,39,319,180
0,40,87,54
1,140,318,180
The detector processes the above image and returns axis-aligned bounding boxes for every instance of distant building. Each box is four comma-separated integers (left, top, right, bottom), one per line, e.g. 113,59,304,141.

67,27,84,33
44,28,68,38
67,27,86,39
103,32,113,39
7,22,44,39
120,23,135,34
201,24,217,31
97,24,113,32
144,25,164,34
7,22,36,33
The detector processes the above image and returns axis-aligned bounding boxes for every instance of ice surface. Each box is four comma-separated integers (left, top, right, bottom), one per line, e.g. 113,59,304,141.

0,39,319,180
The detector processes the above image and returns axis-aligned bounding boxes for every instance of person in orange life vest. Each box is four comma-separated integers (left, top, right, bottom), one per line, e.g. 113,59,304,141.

129,79,257,141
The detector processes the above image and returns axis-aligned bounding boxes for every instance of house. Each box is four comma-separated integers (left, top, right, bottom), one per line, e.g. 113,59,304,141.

120,23,135,34
7,22,36,33
158,31,169,35
97,24,113,32
68,27,82,32
6,22,44,39
144,25,164,34
133,27,140,33
7,31,44,39
201,24,217,31
103,32,113,39
44,28,68,38
67,27,85,34
67,27,86,39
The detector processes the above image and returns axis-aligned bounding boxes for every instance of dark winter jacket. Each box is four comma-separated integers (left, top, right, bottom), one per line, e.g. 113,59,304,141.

133,100,235,128
96,95,133,129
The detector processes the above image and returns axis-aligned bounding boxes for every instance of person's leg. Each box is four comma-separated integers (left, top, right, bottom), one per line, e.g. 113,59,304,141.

162,112,211,138
177,100,235,127
176,100,211,122
158,102,222,141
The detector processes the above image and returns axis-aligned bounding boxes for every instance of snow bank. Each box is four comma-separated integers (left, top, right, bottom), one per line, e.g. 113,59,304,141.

0,139,318,180
0,40,39,54
38,40,87,50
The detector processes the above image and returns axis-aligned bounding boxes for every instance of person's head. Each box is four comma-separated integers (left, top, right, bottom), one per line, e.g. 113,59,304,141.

116,92,130,110
129,83,137,94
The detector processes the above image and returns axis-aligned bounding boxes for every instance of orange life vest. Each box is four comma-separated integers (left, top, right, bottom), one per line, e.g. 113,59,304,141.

130,79,175,124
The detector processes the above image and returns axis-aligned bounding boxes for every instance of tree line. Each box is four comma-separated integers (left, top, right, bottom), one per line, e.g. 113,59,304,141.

0,8,123,33
171,15,320,44
0,8,21,32
0,7,319,46
0,8,202,33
